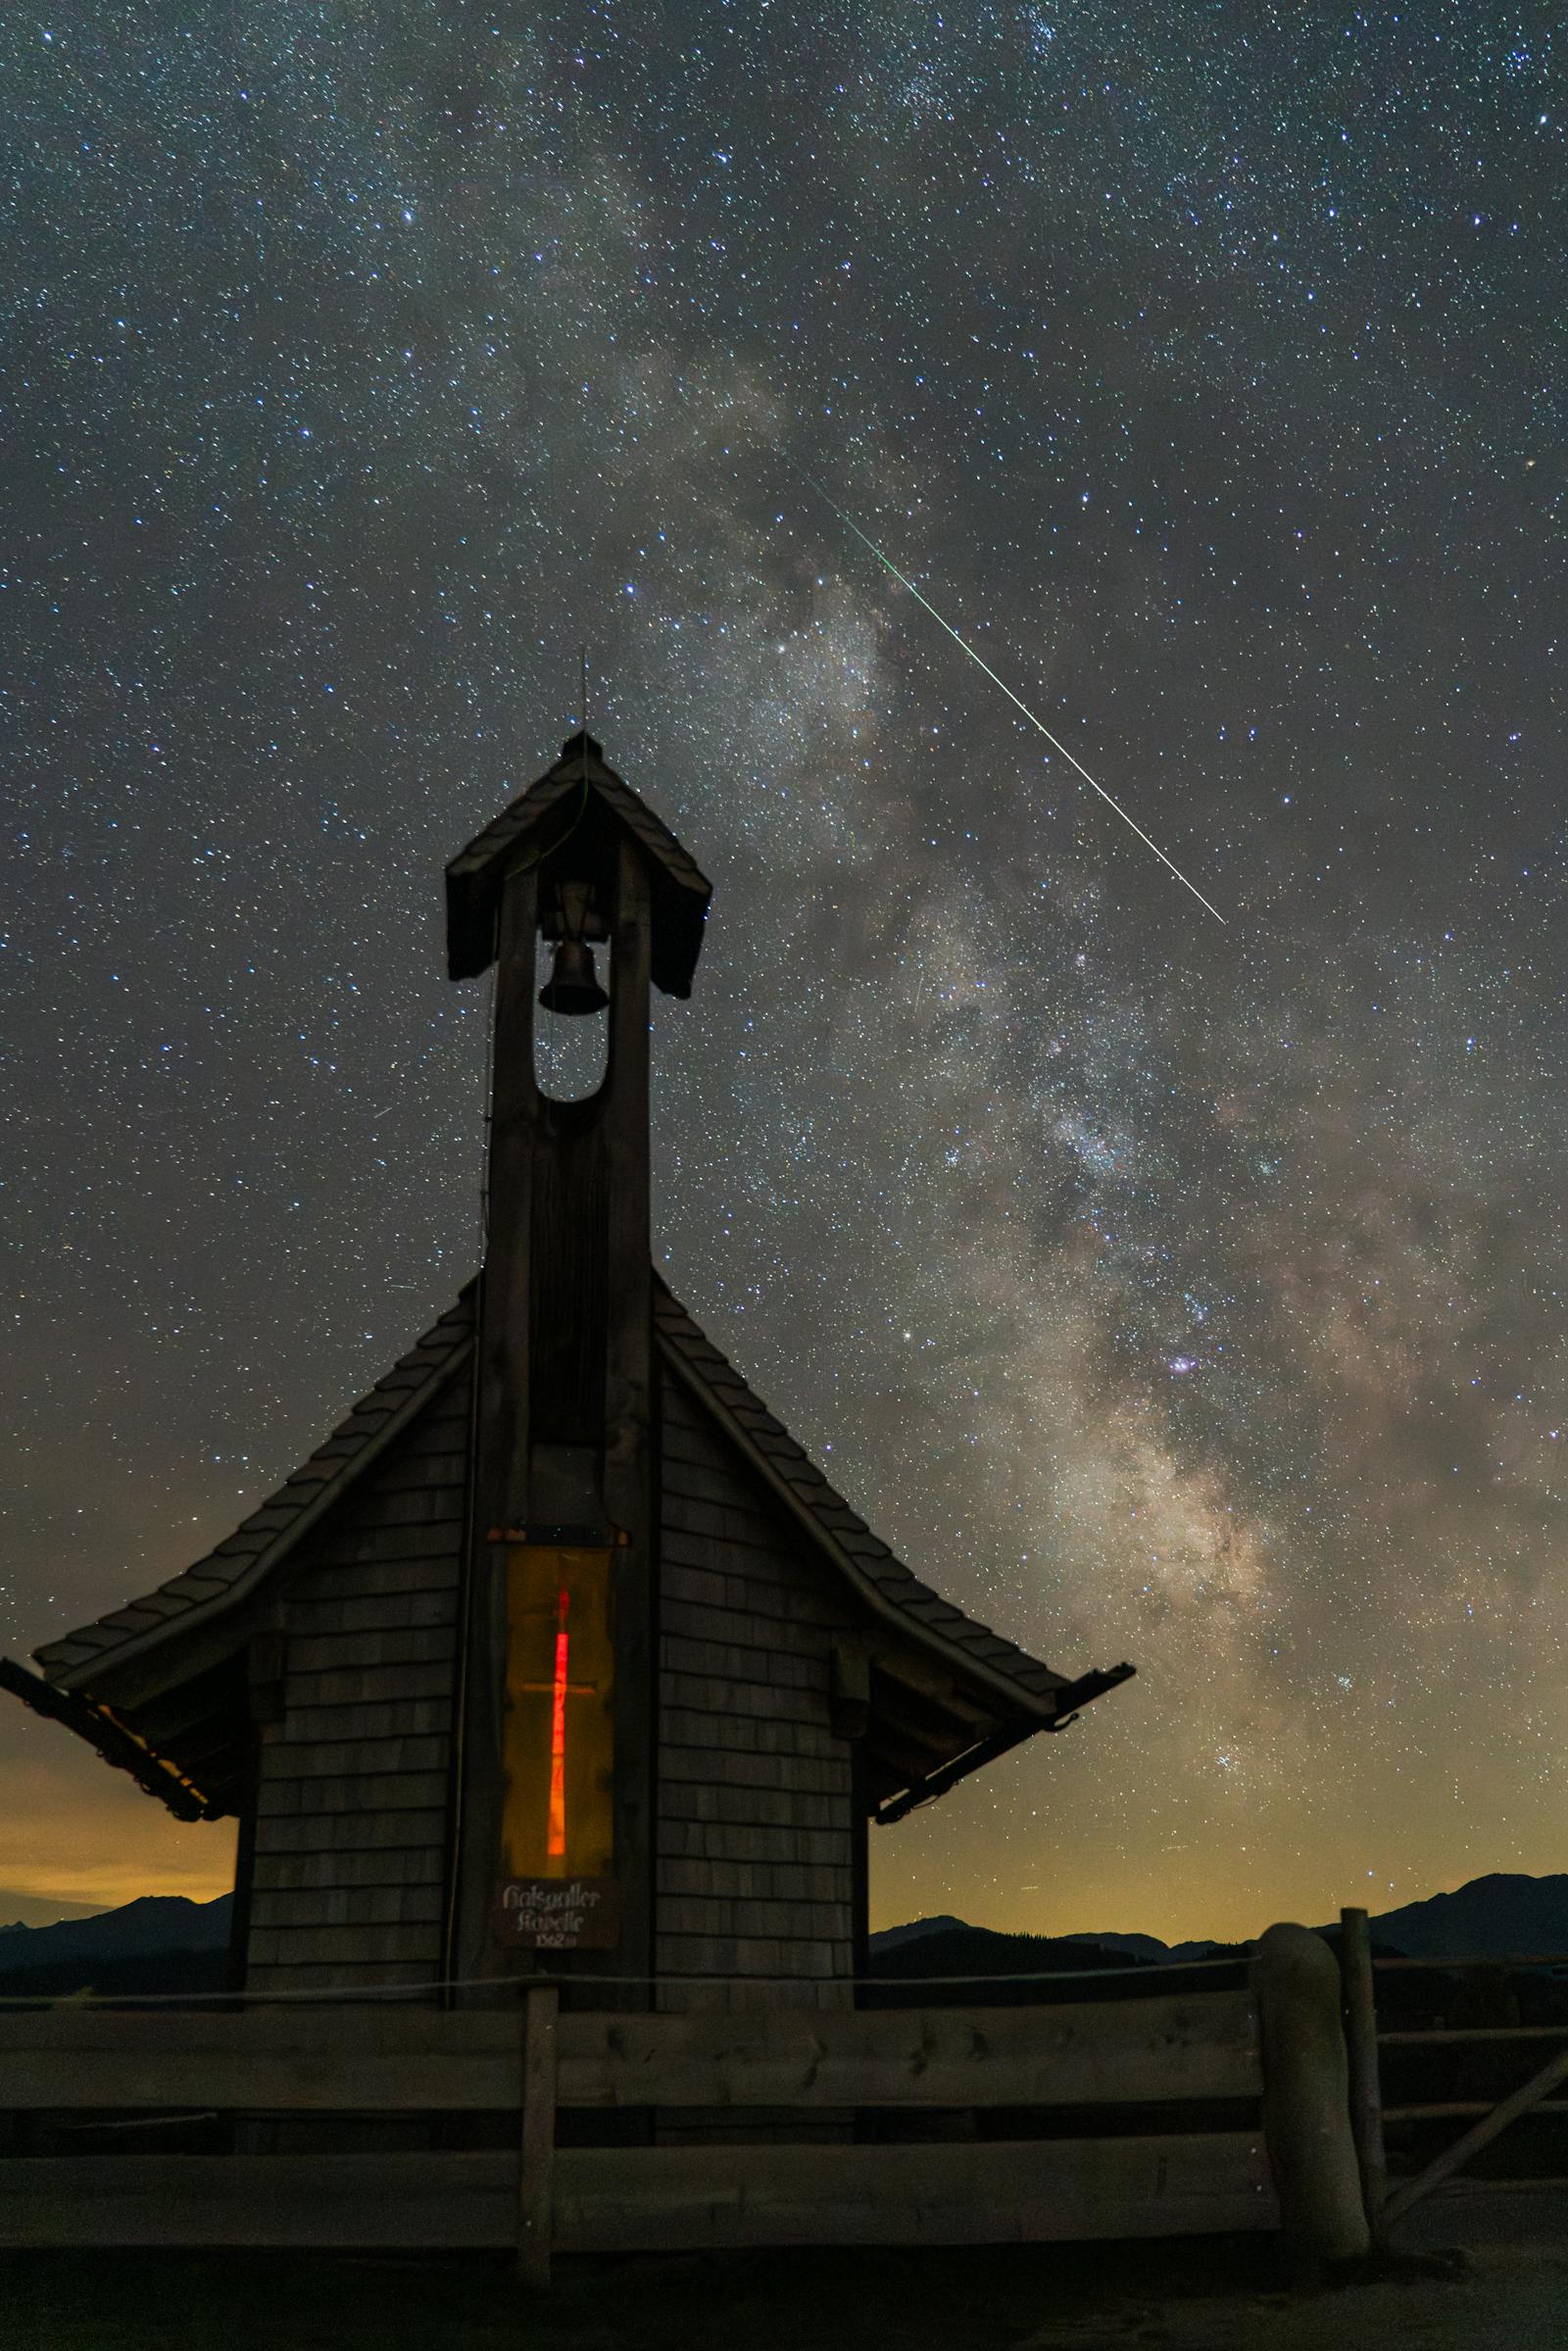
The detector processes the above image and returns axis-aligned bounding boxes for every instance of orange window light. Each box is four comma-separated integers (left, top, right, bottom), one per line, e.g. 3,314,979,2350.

547,1587,570,1859
501,1542,615,1883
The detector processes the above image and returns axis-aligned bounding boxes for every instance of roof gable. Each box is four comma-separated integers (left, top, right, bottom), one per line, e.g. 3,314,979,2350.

445,732,711,993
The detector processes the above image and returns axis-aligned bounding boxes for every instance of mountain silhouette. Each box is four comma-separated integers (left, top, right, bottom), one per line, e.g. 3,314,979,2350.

0,1893,232,1995
1365,1873,1568,1959
872,1873,1568,1968
8,1868,1566,2001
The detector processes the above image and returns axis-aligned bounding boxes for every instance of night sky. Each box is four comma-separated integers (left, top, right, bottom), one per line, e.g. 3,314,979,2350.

4,6,1565,1942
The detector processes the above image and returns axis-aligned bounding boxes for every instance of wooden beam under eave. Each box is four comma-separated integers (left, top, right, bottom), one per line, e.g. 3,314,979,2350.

865,1696,970,1778
122,1656,247,1751
868,1666,994,1764
172,1775,241,1820
161,1716,243,1779
860,1754,918,1812
863,1631,1006,1731
0,1659,215,1822
863,1719,953,1794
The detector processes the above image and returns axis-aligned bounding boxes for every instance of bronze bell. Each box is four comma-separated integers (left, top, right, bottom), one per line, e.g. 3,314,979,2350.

538,935,610,1016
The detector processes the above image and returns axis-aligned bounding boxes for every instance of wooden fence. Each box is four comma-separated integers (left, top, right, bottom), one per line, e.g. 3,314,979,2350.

1339,1907,1568,2239
0,1980,1278,2278
29,1913,1566,2266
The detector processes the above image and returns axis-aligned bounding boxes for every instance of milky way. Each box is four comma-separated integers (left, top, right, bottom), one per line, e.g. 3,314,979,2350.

2,5,1564,1936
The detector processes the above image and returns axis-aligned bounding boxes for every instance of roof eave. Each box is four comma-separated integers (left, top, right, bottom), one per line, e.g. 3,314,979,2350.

0,1656,218,1821
872,1663,1137,1825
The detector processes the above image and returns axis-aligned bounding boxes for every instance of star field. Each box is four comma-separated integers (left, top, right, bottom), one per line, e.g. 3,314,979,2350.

2,4,1565,1936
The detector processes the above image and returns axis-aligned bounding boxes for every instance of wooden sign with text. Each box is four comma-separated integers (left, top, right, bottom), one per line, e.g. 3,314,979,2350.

495,1875,620,1951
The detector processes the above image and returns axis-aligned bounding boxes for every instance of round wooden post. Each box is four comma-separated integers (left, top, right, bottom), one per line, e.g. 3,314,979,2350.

1339,1906,1389,2246
1253,1922,1370,2269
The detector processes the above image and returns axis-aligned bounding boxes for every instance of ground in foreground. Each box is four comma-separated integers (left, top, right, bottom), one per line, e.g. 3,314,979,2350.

10,2189,1568,2351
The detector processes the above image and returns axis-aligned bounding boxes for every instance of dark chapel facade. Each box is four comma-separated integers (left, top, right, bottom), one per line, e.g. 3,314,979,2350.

4,736,1134,2011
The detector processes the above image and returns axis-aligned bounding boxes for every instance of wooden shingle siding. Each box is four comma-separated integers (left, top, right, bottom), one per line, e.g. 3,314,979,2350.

286,1627,458,1673
291,1529,462,1576
660,1747,852,1794
245,1374,467,1989
256,1772,450,1818
358,1451,468,1494
261,1736,450,1778
661,1634,828,1690
661,1695,844,1745
659,1781,848,1831
246,1923,441,1970
314,1487,465,1531
655,1895,848,1938
284,1662,454,1708
252,1847,444,1890
283,1590,458,1636
241,1962,435,1992
658,1580,829,1651
658,1819,852,1868
275,1699,451,1743
656,1935,844,1976
656,1367,858,2023
251,1813,447,1859
248,1885,444,1930
658,1859,851,1905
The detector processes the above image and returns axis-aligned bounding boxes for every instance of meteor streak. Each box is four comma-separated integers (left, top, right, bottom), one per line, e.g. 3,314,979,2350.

780,454,1228,927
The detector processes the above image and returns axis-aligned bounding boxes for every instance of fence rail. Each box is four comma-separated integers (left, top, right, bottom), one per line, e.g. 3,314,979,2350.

2,1987,1262,2112
0,1982,1280,2277
0,2136,1274,2257
1371,1952,1568,1972
1380,2025,1568,2046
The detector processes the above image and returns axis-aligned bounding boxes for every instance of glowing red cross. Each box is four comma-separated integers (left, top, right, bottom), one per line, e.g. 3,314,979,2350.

518,1587,598,1860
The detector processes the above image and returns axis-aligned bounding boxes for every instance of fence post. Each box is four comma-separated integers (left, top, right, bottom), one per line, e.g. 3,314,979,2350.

1253,1922,1369,2270
517,1982,559,2290
1339,1906,1388,2247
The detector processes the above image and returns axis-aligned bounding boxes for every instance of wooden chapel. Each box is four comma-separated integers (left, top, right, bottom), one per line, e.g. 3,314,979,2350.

3,733,1134,2013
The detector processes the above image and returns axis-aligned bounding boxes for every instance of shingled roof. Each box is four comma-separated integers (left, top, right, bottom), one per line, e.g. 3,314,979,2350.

30,1291,477,1690
651,1282,1106,1722
24,1279,1129,1738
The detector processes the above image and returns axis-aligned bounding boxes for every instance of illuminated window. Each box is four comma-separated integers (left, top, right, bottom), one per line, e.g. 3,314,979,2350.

501,1543,615,1882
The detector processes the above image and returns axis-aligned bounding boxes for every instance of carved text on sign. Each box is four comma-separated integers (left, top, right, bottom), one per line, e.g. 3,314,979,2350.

496,1875,620,1950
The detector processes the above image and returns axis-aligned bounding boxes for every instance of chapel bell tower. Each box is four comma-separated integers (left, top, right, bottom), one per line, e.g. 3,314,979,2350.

443,732,711,1998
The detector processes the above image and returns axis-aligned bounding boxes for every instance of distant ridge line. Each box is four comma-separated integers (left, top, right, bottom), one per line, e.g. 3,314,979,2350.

9,1871,1568,1991
871,1872,1568,1968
